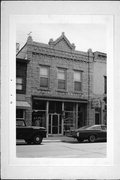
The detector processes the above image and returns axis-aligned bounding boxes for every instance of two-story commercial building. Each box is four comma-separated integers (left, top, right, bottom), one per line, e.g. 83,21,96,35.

92,52,107,125
16,32,107,136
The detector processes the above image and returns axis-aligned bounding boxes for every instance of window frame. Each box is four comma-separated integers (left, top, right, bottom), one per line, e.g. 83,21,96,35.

104,75,107,94
57,68,67,91
16,61,27,94
74,70,82,92
39,65,50,89
16,77,23,91
16,109,25,121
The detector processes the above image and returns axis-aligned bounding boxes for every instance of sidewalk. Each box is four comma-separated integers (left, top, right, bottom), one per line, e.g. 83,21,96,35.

43,135,75,142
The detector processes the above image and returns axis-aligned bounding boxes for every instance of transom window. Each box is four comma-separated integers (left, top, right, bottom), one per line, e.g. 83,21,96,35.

74,70,82,91
16,77,23,90
57,68,66,90
40,66,49,88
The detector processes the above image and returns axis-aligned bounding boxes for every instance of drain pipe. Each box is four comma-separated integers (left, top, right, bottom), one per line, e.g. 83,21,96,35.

87,49,92,125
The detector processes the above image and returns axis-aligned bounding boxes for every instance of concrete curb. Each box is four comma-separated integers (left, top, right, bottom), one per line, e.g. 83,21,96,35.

43,139,61,142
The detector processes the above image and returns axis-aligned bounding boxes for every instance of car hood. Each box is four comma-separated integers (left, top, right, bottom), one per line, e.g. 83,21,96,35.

74,129,83,132
73,128,87,132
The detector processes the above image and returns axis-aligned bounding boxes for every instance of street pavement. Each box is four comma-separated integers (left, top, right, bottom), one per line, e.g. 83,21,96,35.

16,136,107,158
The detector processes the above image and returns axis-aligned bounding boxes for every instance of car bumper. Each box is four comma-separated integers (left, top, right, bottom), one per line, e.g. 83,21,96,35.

65,131,78,138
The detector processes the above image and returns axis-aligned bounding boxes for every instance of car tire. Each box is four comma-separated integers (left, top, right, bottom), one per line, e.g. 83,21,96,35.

89,135,96,143
33,135,42,145
77,138,83,143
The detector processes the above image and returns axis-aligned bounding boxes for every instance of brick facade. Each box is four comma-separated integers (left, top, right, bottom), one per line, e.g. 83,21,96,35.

16,33,107,135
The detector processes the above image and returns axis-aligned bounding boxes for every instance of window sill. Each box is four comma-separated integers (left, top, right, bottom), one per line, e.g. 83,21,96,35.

39,87,50,91
73,91,83,94
16,90,26,94
56,89,68,93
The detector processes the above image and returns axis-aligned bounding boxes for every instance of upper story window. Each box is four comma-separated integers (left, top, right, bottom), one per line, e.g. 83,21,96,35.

40,66,49,88
104,76,107,94
16,77,23,90
57,68,66,90
16,61,27,94
74,70,82,91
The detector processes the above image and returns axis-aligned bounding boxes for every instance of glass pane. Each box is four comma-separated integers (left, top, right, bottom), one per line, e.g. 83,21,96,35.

40,67,48,76
74,71,81,81
32,100,46,110
49,115,51,134
16,77,22,84
74,82,81,91
40,77,48,87
58,72,65,80
59,115,62,126
52,127,58,134
59,126,61,134
52,115,58,126
32,111,46,127
16,109,24,118
16,84,22,90
52,115,58,134
64,102,73,111
58,80,65,89
49,101,62,113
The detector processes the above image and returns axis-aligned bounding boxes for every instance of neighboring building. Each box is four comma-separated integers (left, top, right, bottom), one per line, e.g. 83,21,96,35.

16,32,107,136
92,52,107,125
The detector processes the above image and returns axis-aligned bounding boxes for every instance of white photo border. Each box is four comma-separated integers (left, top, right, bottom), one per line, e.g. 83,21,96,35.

1,1,120,179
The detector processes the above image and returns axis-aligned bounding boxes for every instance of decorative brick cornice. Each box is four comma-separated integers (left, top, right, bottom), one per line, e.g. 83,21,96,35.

29,44,89,62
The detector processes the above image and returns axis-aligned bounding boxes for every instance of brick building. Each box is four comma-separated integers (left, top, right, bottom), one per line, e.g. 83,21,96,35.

92,52,107,125
16,32,107,136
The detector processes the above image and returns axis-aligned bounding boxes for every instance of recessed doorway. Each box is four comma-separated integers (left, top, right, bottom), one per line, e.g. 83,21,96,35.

48,113,62,135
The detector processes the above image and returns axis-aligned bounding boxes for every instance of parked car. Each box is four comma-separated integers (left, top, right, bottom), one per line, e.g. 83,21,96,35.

16,119,47,144
66,124,107,143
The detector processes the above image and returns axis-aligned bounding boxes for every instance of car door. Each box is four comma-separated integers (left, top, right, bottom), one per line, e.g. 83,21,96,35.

87,126,104,140
93,126,106,139
16,126,26,139
17,126,34,139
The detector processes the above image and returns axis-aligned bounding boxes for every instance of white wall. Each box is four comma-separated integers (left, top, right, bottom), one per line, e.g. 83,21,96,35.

93,61,106,95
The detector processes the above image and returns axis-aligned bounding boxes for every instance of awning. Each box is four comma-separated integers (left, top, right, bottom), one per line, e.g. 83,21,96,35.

16,101,31,109
32,95,88,103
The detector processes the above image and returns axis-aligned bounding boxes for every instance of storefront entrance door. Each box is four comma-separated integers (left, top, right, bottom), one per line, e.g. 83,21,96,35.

48,113,62,135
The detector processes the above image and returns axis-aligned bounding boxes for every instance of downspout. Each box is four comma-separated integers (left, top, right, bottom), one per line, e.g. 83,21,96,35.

87,50,90,125
87,49,92,125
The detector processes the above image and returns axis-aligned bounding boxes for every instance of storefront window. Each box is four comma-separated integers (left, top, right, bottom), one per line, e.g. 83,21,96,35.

33,100,46,110
32,99,47,127
95,108,101,124
32,111,46,127
64,102,75,132
64,102,73,111
49,101,62,114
